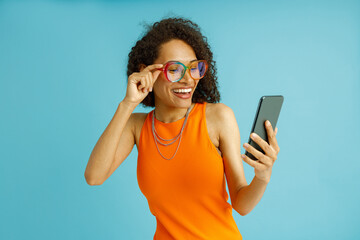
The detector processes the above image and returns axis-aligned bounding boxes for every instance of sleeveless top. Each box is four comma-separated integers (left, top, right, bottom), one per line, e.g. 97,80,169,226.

137,102,242,240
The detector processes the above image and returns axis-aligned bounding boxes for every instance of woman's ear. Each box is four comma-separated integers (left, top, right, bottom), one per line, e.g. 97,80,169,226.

139,64,146,72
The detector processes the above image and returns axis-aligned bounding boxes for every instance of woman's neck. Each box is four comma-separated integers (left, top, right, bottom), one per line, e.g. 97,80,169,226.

154,102,195,123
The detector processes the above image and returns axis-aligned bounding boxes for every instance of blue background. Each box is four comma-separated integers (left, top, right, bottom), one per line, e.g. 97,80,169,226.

1,0,359,239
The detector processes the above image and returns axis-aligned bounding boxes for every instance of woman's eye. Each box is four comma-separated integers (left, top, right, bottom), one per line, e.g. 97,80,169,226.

169,69,180,73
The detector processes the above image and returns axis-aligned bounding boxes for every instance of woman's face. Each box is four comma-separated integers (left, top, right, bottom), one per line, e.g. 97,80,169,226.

152,39,200,109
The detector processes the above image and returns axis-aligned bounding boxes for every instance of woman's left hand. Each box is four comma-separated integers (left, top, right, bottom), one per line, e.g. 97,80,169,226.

241,120,280,183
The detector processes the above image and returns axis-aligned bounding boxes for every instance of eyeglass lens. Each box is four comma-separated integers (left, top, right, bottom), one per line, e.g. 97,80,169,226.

166,61,206,82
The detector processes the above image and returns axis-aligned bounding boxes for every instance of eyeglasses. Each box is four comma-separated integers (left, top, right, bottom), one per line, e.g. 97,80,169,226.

156,60,208,82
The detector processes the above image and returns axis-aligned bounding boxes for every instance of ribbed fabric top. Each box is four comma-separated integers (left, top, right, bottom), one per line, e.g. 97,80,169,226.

137,102,242,240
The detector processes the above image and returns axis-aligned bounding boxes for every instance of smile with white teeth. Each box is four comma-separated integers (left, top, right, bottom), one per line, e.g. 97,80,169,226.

172,88,192,93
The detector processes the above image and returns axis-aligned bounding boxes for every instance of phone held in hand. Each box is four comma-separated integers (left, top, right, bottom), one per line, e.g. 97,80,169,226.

245,95,284,161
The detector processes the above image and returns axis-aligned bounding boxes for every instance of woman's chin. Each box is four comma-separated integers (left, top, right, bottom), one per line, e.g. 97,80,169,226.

174,98,192,108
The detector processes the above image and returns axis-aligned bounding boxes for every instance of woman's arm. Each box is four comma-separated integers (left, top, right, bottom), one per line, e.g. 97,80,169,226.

217,103,280,216
237,120,279,215
214,103,248,213
85,63,163,185
84,100,137,185
233,175,269,216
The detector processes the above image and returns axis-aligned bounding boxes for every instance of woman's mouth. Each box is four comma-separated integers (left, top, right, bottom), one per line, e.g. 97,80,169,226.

172,88,192,99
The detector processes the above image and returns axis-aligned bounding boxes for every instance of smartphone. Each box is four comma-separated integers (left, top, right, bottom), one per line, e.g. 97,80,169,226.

245,95,284,161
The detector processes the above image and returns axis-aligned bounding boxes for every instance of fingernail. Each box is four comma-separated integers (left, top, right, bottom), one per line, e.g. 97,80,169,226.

251,133,257,138
266,120,271,126
241,154,245,158
244,143,249,148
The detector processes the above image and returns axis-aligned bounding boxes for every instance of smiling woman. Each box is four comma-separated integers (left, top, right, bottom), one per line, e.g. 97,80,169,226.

127,18,220,108
84,17,280,240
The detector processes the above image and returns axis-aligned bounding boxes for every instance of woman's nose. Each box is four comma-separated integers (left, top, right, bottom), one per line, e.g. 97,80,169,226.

179,69,193,83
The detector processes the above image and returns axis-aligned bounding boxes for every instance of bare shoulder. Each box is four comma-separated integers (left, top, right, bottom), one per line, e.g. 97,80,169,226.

131,112,148,122
206,102,238,139
130,112,148,131
206,102,235,121
131,112,149,146
205,103,236,151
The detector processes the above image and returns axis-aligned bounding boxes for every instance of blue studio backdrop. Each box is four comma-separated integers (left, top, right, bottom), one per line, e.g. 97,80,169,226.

0,0,359,239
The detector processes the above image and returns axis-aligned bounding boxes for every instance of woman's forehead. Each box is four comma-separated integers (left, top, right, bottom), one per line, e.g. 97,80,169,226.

157,39,196,63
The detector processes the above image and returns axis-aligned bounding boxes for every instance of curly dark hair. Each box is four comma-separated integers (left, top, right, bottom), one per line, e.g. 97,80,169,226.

127,17,221,107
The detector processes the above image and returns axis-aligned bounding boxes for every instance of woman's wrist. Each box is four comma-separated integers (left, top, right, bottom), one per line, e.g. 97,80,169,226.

254,175,270,185
120,98,138,111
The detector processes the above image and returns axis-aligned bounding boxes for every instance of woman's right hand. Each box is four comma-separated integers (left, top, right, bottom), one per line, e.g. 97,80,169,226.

123,64,163,105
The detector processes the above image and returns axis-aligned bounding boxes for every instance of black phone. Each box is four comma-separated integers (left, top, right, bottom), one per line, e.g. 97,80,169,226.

245,95,284,161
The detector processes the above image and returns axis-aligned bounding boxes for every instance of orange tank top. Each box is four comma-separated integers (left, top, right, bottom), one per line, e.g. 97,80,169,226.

137,102,242,240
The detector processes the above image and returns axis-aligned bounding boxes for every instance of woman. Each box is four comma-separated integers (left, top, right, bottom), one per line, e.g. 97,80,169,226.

85,17,280,239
